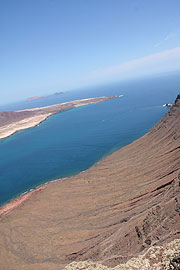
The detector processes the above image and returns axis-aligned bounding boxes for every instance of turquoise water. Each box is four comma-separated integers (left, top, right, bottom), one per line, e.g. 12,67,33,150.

0,73,180,206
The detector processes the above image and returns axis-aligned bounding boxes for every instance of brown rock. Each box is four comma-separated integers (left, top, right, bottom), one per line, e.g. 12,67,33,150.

0,94,180,270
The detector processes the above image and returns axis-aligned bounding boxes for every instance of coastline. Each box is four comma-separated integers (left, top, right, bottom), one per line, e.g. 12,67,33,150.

0,113,51,140
0,95,117,216
0,185,46,217
0,172,75,218
0,150,112,218
0,94,176,218
0,96,116,140
0,94,179,269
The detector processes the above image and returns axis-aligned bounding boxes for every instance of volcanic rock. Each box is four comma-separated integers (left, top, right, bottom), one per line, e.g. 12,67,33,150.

0,94,179,270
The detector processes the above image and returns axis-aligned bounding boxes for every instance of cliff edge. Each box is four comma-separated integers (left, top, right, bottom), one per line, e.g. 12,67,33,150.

0,94,179,270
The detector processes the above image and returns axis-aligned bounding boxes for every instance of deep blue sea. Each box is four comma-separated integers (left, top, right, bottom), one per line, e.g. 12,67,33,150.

0,73,180,206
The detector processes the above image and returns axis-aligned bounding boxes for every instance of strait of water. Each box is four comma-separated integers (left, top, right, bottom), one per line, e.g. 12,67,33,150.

0,73,180,206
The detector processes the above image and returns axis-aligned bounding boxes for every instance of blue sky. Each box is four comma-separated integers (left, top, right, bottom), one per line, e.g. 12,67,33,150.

1,0,180,104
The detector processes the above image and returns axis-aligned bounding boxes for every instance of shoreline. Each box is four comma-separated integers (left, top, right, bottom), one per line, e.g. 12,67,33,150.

0,96,116,140
0,96,119,217
0,125,151,219
0,152,108,218
0,95,167,218
0,94,173,218
0,94,179,269
0,173,72,217
0,185,46,217
0,113,51,140
0,94,174,216
0,129,134,218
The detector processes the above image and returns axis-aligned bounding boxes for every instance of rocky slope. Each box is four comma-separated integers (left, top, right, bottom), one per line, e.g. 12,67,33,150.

0,94,179,270
65,239,180,270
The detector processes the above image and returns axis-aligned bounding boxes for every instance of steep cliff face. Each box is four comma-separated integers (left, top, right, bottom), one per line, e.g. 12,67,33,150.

0,94,179,270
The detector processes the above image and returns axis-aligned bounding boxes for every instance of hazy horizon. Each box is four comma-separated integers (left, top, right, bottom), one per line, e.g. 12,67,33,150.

1,70,180,109
1,0,180,104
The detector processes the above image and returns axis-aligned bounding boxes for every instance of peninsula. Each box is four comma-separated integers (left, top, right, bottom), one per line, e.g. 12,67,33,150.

0,96,115,140
0,94,179,270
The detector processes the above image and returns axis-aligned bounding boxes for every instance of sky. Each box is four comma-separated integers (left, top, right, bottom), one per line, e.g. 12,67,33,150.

0,0,180,104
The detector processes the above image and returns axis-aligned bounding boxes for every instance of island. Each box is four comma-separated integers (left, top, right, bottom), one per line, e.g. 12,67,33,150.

0,94,179,270
27,91,64,102
27,96,43,101
0,96,116,140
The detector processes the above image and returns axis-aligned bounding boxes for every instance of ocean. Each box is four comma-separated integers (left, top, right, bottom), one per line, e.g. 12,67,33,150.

0,72,180,206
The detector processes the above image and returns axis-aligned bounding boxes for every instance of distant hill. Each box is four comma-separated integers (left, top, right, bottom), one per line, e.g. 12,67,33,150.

27,92,64,102
27,96,43,101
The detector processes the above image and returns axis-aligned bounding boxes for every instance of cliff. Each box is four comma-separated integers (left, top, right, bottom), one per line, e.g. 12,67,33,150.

0,94,179,270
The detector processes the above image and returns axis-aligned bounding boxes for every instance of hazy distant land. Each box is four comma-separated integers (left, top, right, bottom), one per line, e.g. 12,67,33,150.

0,96,115,140
27,91,64,101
